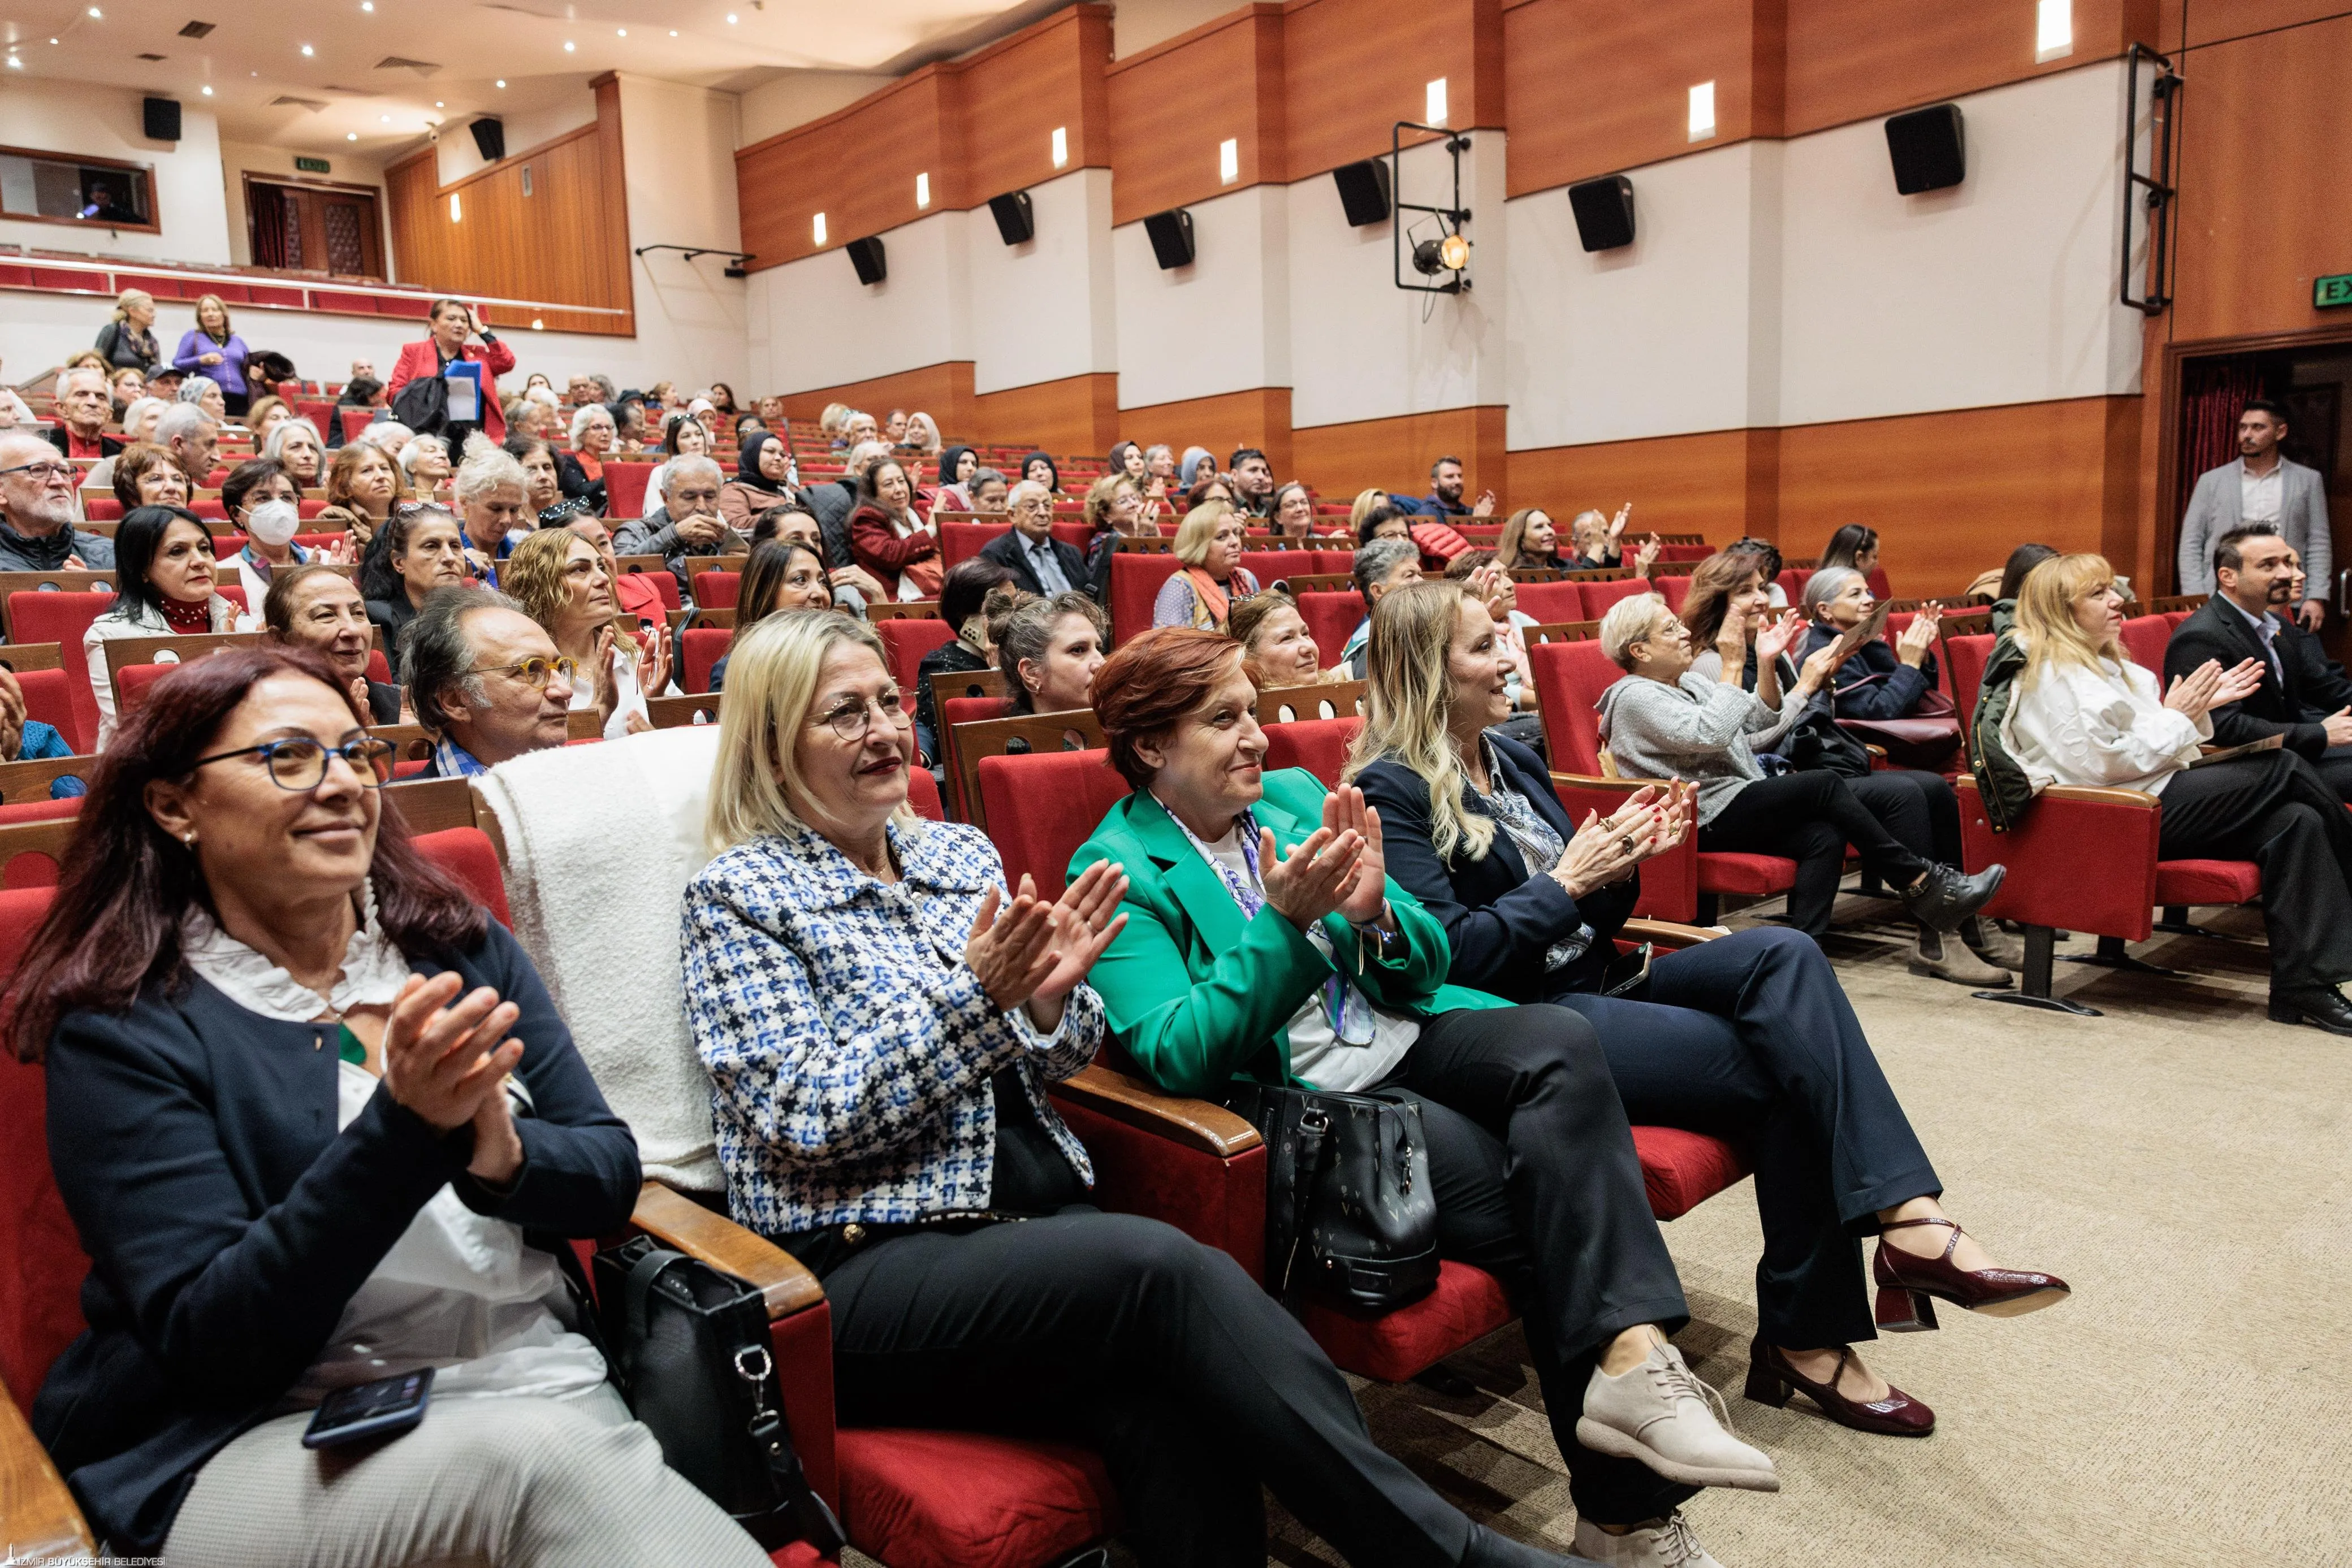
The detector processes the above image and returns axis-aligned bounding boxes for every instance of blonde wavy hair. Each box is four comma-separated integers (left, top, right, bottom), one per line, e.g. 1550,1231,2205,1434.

1173,498,1240,567
705,612,920,852
1347,488,1389,538
1341,581,1497,864
2012,552,2125,688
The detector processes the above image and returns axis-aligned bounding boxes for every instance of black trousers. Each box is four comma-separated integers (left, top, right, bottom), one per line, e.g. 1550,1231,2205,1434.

1547,927,1940,1350
1698,772,1932,934
821,1210,1477,1568
2156,750,2352,993
2311,744,2352,804
1844,768,1961,868
1376,1004,1696,1527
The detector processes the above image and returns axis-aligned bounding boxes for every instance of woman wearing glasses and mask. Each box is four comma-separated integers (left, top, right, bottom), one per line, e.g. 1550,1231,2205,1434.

12,646,769,1567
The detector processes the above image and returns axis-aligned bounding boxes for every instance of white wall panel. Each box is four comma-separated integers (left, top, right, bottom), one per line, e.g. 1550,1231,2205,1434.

745,209,970,395
0,80,231,265
1287,136,1508,430
967,167,1117,394
618,76,750,393
1775,60,2142,425
1113,182,1289,410
1504,139,1780,451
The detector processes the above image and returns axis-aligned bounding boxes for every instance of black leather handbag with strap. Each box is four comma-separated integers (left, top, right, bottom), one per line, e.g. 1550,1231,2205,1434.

593,1237,845,1554
1223,1081,1439,1313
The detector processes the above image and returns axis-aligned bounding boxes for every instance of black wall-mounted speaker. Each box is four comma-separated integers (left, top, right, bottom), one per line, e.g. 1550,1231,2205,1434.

469,117,507,163
1566,175,1636,252
846,235,888,286
1884,103,1965,194
1143,207,1194,270
1331,159,1391,227
142,97,181,142
988,190,1035,245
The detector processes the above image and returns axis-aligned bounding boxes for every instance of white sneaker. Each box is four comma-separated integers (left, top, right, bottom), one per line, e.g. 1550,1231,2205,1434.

1573,1511,1726,1567
1575,1342,1779,1491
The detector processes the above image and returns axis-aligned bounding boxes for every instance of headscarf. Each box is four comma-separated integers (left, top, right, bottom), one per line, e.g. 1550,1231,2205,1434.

737,430,788,495
1179,447,1214,487
1108,440,1139,475
938,445,977,490
1020,451,1060,495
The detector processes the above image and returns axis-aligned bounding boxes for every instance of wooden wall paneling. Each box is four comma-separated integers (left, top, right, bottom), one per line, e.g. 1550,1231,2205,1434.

2175,0,2342,50
1114,387,1295,478
1106,7,1285,228
2168,12,2352,345
1776,396,2140,597
735,71,957,272
1781,0,2155,139
1505,428,1762,545
1280,0,1497,182
973,372,1122,457
772,362,979,441
958,5,1114,208
1289,405,1505,507
1503,0,1780,198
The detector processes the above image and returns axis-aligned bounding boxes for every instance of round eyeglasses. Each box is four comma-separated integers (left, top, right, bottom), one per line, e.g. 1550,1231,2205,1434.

190,735,398,791
811,690,911,742
467,655,579,688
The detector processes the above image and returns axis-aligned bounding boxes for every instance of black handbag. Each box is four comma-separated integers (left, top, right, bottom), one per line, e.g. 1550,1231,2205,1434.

592,1236,844,1554
1223,1081,1439,1313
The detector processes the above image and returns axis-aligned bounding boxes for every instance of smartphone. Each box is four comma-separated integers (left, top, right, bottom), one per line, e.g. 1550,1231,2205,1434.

302,1367,434,1450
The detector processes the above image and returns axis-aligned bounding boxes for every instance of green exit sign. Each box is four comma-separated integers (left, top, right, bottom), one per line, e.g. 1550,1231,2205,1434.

2318,272,2352,309
295,155,331,174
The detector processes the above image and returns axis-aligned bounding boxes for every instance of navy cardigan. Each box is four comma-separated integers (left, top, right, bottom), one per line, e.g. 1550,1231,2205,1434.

34,919,639,1553
1798,624,1935,720
1355,731,1637,1004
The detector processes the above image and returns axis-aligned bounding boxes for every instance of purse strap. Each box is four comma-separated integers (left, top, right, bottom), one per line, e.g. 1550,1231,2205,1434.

733,1340,846,1554
1275,1106,1330,1298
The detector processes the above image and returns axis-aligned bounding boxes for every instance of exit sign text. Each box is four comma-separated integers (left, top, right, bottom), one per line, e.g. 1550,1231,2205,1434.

295,156,331,175
2318,272,2352,309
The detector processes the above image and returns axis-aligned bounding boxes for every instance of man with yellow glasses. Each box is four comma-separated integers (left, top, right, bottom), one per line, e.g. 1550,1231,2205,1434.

400,587,609,777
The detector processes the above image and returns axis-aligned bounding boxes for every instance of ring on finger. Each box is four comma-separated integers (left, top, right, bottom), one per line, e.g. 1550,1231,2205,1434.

1618,835,1636,856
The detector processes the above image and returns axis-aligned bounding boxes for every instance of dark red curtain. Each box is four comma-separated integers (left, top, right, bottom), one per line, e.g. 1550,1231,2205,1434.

252,185,290,270
2176,358,2269,523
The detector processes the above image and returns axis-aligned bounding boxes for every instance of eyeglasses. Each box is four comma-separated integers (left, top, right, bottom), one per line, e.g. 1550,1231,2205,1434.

0,461,75,485
191,735,397,790
811,690,910,742
468,655,578,688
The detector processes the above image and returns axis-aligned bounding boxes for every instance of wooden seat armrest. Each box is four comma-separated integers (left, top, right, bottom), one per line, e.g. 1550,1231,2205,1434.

630,1182,823,1319
1052,1063,1263,1158
0,1374,94,1559
1955,774,2160,811
1620,916,1726,948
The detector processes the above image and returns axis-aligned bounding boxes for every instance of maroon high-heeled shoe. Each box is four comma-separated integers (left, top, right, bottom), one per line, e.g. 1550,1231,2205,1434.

1873,1216,2069,1332
1743,1338,1934,1436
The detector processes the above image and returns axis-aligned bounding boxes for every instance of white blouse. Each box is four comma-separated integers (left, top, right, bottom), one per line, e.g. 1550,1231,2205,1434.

181,890,608,1411
2000,655,2211,795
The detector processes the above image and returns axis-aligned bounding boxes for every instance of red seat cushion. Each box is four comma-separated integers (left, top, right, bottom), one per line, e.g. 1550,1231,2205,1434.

604,463,656,521
876,617,957,693
1294,591,1361,666
13,667,89,754
2117,614,2172,674
1632,1125,1750,1220
682,627,732,695
409,827,513,928
1696,851,1798,896
2152,858,2260,907
1109,553,1182,646
1579,576,1650,619
978,748,1130,898
0,887,87,1415
113,662,171,718
907,766,944,822
1512,579,1584,625
1303,1259,1514,1383
833,1428,1114,1568
1261,716,1360,787
694,570,741,609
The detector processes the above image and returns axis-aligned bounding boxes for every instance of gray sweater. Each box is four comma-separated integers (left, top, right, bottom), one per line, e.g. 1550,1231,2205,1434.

1596,669,1806,825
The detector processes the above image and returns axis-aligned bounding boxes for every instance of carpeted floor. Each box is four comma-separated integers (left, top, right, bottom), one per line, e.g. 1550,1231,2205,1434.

854,891,2352,1567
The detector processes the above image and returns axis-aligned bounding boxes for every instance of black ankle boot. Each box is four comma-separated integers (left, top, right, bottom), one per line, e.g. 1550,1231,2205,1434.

2268,986,2352,1036
1899,864,2005,932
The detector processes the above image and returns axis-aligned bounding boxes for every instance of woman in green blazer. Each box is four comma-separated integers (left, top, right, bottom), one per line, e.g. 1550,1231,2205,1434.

1073,629,1780,1568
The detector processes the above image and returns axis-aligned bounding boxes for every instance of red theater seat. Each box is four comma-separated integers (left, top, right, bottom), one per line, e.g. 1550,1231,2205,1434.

1261,716,1360,787
1580,576,1652,618
1293,591,1361,665
876,617,957,692
1108,553,1182,646
14,668,90,755
976,747,1130,898
602,463,656,521
832,1429,1116,1568
2117,614,2172,674
693,570,740,609
1513,580,1584,625
1945,631,1994,725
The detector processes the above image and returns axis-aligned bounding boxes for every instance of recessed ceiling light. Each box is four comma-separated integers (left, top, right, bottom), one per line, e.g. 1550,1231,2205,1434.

379,114,390,122
86,7,101,18
300,43,314,55
360,2,373,10
200,84,212,93
563,40,574,51
434,99,443,106
5,56,20,68
668,28,676,35
725,12,737,20
495,78,505,87
345,131,357,140
615,27,625,36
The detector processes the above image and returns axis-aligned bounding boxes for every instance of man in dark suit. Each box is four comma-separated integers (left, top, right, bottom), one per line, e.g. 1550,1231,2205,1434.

2164,525,2352,799
979,479,1091,600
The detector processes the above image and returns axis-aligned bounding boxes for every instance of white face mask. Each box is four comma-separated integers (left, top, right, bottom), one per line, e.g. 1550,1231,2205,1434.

247,498,301,547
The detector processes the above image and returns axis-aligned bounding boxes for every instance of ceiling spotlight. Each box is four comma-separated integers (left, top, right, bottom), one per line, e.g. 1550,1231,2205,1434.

345,131,357,140
86,7,101,17
1440,232,1471,270
5,55,20,68
668,28,676,34
434,99,443,106
361,2,373,10
1411,232,1471,275
725,12,737,20
300,43,314,54
200,83,212,92
379,114,390,122
616,27,625,36
563,40,574,50
495,78,505,87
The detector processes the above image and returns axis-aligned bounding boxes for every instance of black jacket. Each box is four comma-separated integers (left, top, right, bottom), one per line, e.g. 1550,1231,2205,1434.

44,426,125,461
555,452,608,516
2281,618,2352,717
1797,625,1936,719
365,677,403,725
1355,733,1637,1003
797,479,859,569
2164,595,2334,755
34,920,639,1552
979,529,1091,600
366,595,418,677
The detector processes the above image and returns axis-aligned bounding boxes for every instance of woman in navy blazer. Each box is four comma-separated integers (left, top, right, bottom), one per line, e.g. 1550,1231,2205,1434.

1348,582,2069,1447
9,646,768,1565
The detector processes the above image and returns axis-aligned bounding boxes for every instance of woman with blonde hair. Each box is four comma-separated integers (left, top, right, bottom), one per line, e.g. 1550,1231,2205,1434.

1986,553,2352,1030
685,609,1586,1568
116,395,171,448
1348,579,2065,1451
1346,487,1389,542
501,526,671,738
315,441,405,544
171,293,252,414
242,394,293,442
1152,498,1259,631
1229,588,1348,687
97,287,162,372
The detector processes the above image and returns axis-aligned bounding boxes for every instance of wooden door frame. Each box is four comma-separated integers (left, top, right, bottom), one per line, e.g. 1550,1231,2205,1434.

240,172,389,279
2156,321,2352,589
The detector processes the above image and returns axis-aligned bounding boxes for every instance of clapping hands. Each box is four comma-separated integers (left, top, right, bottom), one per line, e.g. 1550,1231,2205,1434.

965,861,1132,1033
2163,657,2265,721
1549,783,1690,899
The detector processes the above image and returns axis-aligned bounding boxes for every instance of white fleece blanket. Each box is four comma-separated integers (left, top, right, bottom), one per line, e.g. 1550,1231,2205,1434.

473,725,728,1193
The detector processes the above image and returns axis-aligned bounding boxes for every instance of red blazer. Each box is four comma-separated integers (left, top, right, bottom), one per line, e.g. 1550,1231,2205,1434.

387,336,518,444
849,502,939,597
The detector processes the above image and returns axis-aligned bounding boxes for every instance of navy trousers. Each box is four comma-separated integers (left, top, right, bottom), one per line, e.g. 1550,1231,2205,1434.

1551,926,1940,1349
